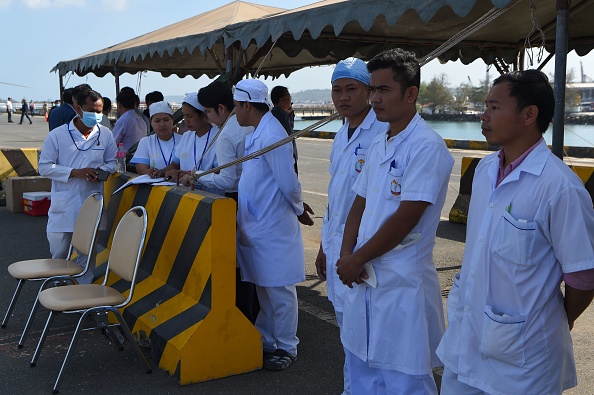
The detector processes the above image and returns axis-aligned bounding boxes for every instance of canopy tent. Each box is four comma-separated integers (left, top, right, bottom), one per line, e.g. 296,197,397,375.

51,1,287,79
52,0,594,81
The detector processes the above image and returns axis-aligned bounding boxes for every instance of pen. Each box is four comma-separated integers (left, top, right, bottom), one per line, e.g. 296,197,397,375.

506,203,512,213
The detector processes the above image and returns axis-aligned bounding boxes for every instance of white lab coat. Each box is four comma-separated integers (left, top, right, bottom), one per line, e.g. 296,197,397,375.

197,115,251,194
437,140,594,395
39,120,117,233
237,112,305,287
130,133,178,169
342,113,453,376
172,126,220,194
322,109,387,312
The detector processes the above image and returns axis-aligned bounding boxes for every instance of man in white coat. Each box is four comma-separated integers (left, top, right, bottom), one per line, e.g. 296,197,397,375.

336,49,453,394
314,57,387,395
437,70,594,394
234,79,314,371
39,88,117,284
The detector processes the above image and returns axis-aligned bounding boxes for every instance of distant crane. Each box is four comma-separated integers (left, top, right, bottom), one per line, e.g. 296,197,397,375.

580,62,593,83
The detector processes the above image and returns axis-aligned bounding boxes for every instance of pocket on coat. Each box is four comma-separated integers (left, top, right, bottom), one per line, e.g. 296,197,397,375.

350,149,367,178
479,305,526,367
49,191,69,214
446,273,461,324
491,211,536,265
89,147,106,167
383,167,404,200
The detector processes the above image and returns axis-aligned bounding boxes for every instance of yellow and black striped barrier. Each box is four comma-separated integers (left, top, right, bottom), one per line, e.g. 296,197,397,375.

448,157,482,224
0,149,40,181
94,174,262,384
449,156,594,224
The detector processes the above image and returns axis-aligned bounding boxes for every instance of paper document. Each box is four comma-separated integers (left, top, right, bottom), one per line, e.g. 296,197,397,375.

360,233,422,288
111,174,168,195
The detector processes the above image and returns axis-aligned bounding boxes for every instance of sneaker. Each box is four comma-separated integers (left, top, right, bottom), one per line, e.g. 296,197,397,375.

263,349,296,371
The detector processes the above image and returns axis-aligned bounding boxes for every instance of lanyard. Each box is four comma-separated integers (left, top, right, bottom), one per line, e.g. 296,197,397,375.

193,126,212,171
155,134,176,167
68,123,101,151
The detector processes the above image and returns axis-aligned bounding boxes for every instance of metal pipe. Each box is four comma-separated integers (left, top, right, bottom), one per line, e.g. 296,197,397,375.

552,0,570,159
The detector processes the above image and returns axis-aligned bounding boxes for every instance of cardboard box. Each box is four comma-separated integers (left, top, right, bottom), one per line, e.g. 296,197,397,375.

22,192,51,216
5,176,52,213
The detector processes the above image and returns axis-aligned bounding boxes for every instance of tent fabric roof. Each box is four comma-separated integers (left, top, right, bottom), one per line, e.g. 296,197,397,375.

51,1,286,78
52,0,594,80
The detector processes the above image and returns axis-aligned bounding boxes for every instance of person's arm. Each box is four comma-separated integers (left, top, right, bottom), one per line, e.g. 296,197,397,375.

337,198,429,287
264,133,304,216
315,243,327,281
564,285,594,330
197,132,237,191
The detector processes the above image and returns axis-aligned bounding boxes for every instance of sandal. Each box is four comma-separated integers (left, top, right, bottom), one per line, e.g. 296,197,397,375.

263,349,296,371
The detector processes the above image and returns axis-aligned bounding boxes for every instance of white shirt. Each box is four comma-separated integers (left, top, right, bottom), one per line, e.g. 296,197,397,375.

130,133,178,170
112,109,147,151
342,113,453,375
172,126,219,194
197,115,252,194
237,112,305,287
6,100,12,111
322,108,387,312
437,140,594,394
39,120,117,233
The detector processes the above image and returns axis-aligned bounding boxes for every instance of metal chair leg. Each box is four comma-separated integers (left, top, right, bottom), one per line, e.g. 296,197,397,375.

19,277,75,348
112,309,152,374
2,279,26,328
52,311,89,394
31,310,56,367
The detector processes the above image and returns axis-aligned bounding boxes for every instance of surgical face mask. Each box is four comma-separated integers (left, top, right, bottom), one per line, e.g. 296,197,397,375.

81,111,103,127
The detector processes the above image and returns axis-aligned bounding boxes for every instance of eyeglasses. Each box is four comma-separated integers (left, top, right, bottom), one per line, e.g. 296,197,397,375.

232,86,252,100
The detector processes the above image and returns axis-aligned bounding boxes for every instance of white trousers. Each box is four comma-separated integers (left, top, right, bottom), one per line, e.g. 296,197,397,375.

440,368,485,395
255,284,299,356
47,232,95,284
346,349,438,395
335,310,351,395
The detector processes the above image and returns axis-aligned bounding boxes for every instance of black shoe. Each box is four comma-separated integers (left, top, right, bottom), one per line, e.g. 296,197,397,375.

8,121,14,123
18,123,22,125
29,122,32,124
263,349,296,371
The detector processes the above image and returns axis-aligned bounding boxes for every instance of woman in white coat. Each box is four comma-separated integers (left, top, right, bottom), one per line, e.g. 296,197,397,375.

130,101,178,177
162,92,219,194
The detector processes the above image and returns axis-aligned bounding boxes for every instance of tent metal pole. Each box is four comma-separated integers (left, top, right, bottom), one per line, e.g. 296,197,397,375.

552,0,570,159
114,63,121,103
58,72,64,100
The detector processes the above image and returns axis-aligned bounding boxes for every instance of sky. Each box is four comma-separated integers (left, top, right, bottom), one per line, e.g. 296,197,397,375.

1,0,593,103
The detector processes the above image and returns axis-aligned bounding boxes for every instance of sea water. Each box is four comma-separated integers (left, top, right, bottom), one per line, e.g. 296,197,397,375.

294,119,594,148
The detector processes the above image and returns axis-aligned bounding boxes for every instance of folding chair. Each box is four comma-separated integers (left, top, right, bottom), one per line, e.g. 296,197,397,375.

2,192,104,345
30,206,151,394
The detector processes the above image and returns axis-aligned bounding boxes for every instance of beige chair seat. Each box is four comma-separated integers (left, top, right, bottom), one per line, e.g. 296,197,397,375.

39,284,126,311
8,259,84,280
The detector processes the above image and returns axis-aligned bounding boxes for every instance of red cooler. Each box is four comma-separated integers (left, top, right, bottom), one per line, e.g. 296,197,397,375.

22,191,51,216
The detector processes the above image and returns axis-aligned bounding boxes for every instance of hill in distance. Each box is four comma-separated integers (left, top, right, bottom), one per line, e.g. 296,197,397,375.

165,89,332,106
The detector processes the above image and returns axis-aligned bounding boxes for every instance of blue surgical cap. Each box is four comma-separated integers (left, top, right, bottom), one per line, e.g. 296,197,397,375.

331,57,370,86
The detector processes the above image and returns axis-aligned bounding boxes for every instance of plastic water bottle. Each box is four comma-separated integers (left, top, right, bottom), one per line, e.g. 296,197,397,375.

116,143,126,173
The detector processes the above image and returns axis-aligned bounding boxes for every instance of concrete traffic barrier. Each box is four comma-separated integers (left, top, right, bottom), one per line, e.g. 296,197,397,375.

448,157,482,224
0,148,40,181
93,174,262,384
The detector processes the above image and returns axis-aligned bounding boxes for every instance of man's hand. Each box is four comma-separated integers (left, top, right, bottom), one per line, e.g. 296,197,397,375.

336,253,368,288
179,172,193,187
298,202,315,226
315,244,327,281
71,168,99,182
